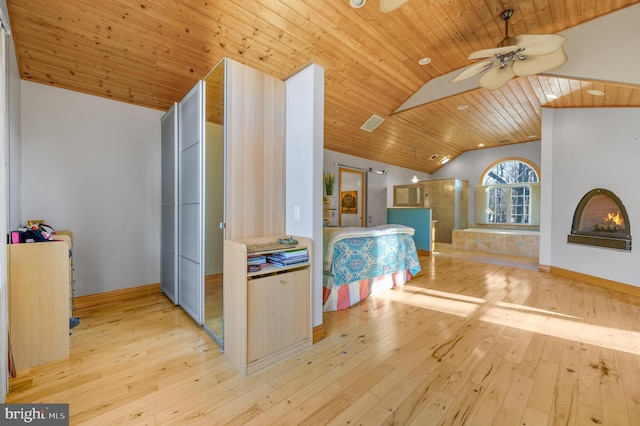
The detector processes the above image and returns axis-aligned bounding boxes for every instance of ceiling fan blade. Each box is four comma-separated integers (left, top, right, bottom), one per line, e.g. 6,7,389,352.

478,62,516,91
468,46,517,60
512,48,568,76
450,60,494,83
513,34,567,56
379,0,409,13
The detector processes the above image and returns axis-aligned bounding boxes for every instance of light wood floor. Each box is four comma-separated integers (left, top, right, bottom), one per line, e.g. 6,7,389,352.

7,249,640,425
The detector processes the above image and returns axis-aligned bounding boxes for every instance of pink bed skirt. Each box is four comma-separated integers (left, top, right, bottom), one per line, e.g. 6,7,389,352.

322,269,412,312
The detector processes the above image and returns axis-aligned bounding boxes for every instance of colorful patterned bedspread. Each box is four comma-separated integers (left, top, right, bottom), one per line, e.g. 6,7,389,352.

327,229,421,286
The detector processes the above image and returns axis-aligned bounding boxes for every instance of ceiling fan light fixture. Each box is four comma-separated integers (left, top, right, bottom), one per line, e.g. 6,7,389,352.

451,9,568,91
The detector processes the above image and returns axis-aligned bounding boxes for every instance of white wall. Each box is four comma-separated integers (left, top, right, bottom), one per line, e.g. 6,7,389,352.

286,63,325,327
20,81,164,296
542,108,640,287
431,141,542,225
323,149,430,209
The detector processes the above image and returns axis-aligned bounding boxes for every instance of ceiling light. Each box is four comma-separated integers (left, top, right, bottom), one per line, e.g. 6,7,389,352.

477,143,485,147
457,104,469,110
527,135,538,139
545,94,558,100
350,0,366,8
588,89,605,96
439,156,450,165
418,57,431,65
429,154,438,161
410,147,419,183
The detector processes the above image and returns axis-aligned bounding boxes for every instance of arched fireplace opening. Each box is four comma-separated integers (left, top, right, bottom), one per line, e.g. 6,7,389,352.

567,188,631,251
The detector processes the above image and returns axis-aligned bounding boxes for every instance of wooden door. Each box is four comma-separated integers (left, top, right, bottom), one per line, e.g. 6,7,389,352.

339,168,366,227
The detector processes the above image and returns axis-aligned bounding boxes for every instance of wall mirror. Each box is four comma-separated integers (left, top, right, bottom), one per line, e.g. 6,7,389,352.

393,183,424,207
339,167,366,227
203,60,226,345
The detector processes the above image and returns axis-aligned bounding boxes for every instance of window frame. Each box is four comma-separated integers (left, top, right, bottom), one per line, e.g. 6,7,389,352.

476,158,541,226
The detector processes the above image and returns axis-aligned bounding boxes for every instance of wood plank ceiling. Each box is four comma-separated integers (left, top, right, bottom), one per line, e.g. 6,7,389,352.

6,0,640,173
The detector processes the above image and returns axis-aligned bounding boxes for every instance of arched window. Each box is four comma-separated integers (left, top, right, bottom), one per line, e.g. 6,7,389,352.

476,158,540,226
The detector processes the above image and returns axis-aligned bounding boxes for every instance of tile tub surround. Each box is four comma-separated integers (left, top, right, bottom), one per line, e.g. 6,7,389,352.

452,228,540,257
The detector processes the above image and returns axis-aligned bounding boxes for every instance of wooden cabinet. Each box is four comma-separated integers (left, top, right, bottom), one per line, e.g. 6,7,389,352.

248,268,310,363
224,236,312,375
8,241,70,372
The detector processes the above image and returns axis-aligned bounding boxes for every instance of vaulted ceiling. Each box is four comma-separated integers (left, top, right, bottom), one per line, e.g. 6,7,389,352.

6,0,640,173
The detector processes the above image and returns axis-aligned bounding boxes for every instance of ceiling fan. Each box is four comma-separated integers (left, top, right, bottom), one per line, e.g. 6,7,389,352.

350,0,409,13
451,9,568,91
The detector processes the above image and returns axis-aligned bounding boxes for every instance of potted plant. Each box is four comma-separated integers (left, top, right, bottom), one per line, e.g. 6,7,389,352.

324,173,335,196
323,173,336,213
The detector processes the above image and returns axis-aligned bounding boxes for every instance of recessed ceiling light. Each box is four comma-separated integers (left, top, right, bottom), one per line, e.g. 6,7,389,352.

418,57,431,65
457,104,469,110
477,143,485,147
545,94,558,100
588,89,605,96
350,0,365,8
527,135,538,139
429,154,438,160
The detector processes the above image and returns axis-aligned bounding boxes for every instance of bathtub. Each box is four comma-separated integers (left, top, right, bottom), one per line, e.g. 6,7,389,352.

452,228,539,257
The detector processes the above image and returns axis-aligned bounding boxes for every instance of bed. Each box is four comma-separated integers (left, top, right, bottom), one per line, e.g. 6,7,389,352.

322,224,421,312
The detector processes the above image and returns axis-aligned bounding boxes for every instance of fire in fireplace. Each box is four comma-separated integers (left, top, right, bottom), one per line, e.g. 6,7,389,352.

567,188,631,251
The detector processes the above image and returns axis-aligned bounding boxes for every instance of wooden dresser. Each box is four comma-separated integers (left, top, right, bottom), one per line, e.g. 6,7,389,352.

8,239,70,372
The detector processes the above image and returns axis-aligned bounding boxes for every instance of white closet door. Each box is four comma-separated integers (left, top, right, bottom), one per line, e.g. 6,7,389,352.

178,82,204,324
160,103,179,304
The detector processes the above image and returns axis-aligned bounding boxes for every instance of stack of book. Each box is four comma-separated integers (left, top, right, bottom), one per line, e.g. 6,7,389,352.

266,248,309,267
247,255,269,272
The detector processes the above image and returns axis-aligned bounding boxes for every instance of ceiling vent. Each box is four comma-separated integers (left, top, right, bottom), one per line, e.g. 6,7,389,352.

360,114,385,132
